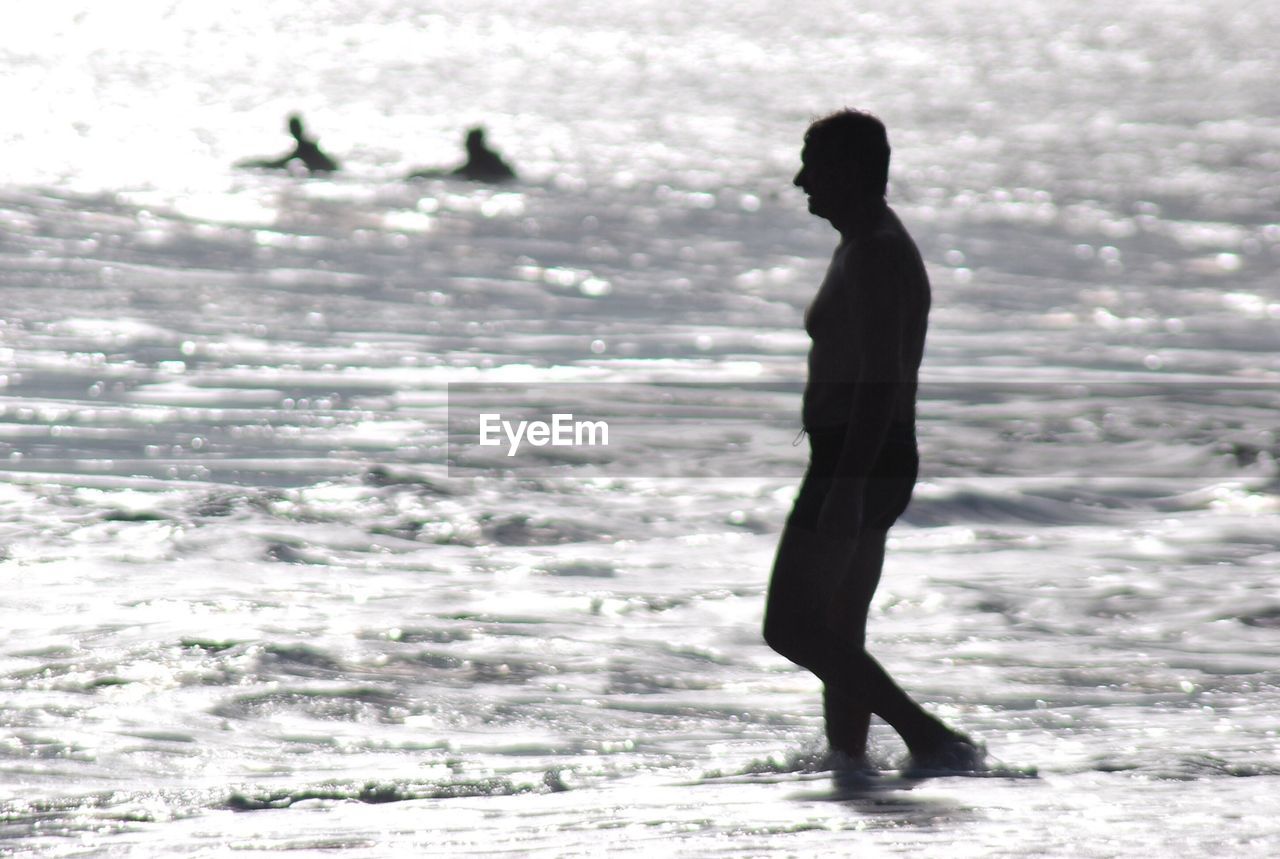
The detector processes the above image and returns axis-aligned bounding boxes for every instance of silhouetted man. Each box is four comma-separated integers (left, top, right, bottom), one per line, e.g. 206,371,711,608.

241,114,339,173
409,127,515,182
763,109,986,773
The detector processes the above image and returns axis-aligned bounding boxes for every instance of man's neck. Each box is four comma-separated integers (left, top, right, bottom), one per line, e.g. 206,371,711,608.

830,197,888,240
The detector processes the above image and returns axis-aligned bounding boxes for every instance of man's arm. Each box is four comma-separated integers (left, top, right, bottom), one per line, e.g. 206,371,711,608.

237,147,299,170
262,152,298,169
815,235,917,535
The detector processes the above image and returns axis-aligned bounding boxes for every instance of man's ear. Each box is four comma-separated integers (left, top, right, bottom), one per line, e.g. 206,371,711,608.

826,160,858,197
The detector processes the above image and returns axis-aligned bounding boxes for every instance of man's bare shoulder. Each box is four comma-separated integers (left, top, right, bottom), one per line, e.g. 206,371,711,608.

854,211,921,257
846,230,927,284
841,213,930,323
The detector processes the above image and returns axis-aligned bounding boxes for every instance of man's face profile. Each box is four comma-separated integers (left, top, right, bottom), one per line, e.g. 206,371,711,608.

794,136,857,222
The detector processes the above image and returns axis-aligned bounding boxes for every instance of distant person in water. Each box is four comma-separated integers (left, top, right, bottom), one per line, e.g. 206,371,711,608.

408,127,516,182
240,114,339,173
762,109,987,773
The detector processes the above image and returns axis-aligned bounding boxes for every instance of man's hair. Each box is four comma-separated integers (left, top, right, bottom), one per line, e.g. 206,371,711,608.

804,109,890,198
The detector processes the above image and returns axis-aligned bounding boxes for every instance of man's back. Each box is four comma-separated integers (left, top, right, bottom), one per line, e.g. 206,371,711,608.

293,138,339,173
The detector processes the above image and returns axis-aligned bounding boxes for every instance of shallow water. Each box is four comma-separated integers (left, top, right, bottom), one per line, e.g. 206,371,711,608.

2,1,1279,856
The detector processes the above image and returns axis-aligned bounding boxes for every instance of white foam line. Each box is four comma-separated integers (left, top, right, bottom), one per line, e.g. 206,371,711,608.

0,469,227,492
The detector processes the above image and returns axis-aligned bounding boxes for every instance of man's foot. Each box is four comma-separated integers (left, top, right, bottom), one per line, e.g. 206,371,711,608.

903,735,987,775
823,748,876,773
824,749,884,789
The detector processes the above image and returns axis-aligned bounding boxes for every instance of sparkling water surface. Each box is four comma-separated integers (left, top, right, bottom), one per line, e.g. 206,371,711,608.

2,1,1278,855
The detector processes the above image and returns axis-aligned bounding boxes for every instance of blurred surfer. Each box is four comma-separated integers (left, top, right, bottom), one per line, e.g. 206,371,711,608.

240,114,340,174
408,127,516,182
762,109,986,773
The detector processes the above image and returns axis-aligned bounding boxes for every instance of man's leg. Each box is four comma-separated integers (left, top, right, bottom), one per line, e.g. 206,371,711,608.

822,688,871,761
764,525,955,755
821,528,888,760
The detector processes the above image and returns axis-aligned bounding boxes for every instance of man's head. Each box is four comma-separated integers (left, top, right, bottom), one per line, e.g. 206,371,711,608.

288,114,305,141
465,127,487,153
794,109,890,221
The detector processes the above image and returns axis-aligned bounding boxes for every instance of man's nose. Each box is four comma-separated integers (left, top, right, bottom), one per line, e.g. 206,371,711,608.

793,169,805,188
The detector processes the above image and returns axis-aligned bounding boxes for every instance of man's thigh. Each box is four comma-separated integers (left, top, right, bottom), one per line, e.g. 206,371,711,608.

826,530,888,640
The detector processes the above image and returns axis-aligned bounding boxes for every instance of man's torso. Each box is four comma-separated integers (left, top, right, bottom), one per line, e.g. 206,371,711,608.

801,206,930,430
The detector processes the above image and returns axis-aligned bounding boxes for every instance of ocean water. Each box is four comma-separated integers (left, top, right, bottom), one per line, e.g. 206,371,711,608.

2,1,1279,855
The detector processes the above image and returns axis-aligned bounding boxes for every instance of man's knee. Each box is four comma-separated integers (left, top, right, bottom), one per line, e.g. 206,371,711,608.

763,607,820,668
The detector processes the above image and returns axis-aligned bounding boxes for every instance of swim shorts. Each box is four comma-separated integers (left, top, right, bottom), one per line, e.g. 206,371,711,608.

786,423,919,533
